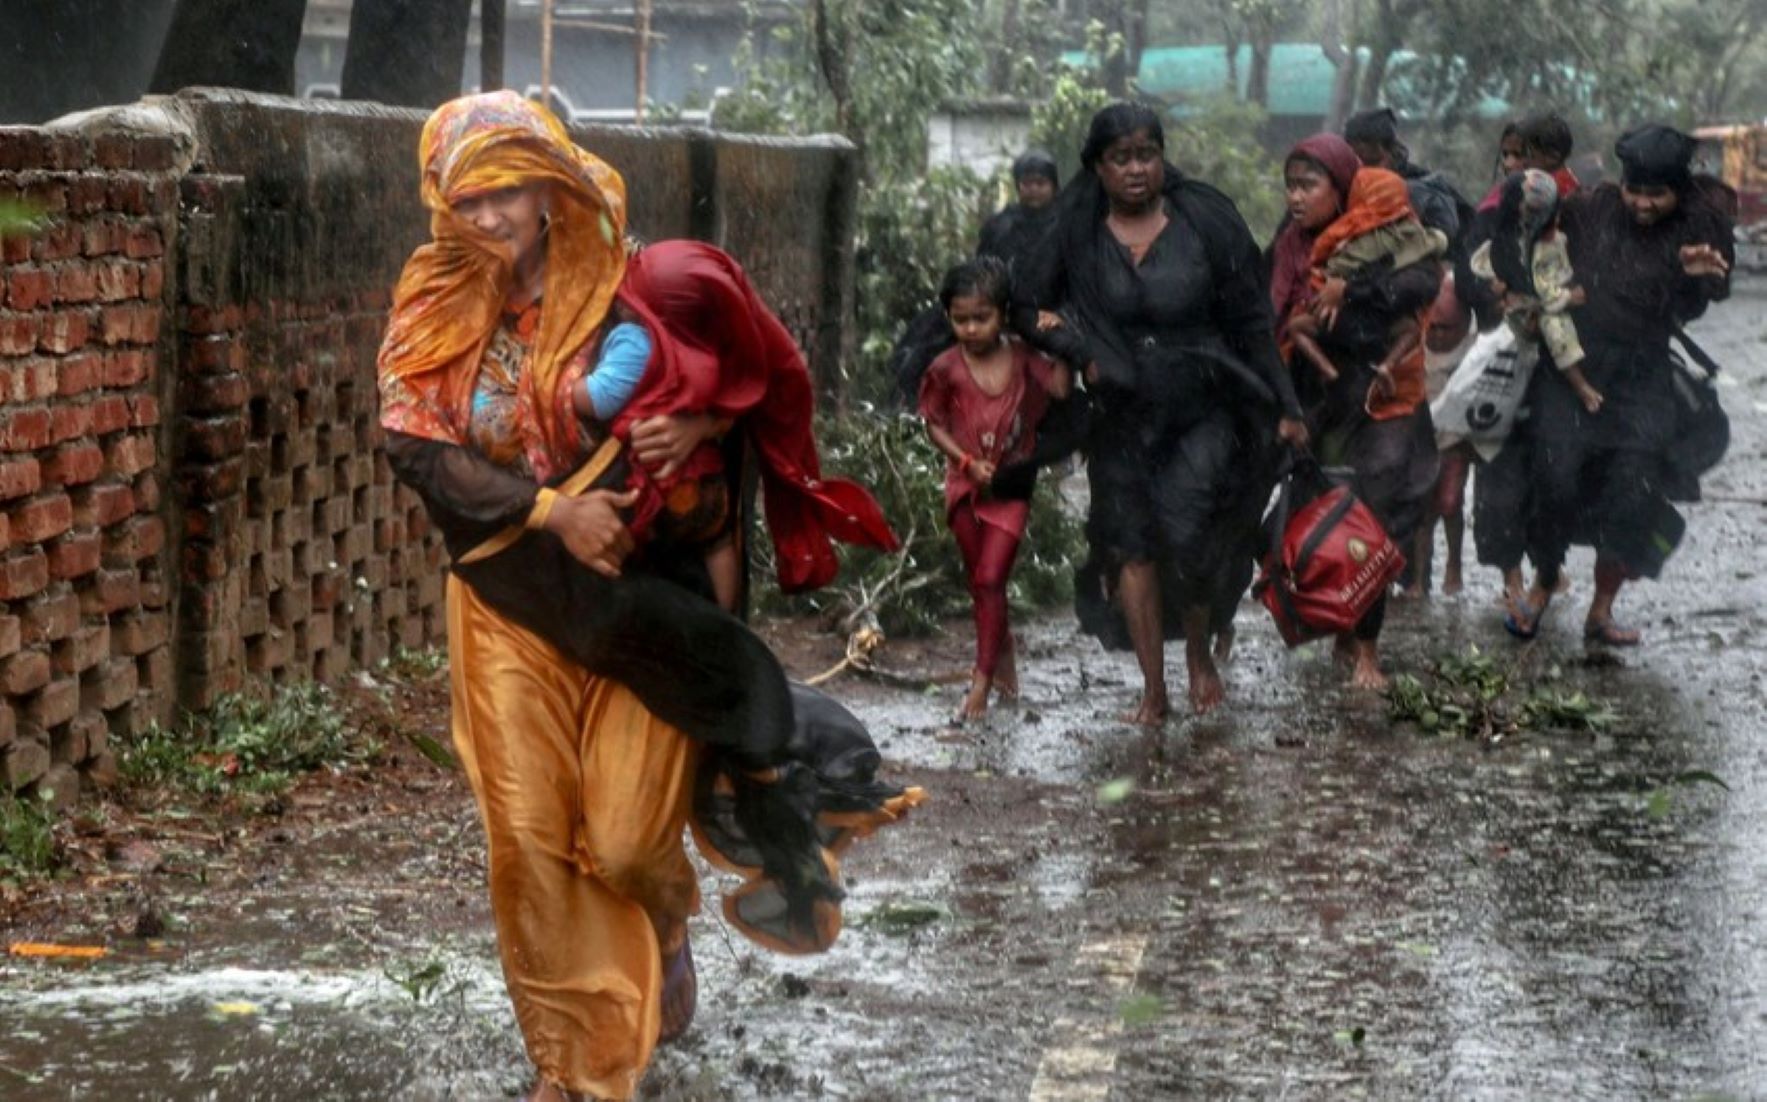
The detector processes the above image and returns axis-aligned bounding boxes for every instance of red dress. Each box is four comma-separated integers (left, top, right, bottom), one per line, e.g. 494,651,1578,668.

918,340,1060,539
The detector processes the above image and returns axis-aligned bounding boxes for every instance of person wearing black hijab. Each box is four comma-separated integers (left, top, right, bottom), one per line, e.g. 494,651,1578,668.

1504,123,1734,645
978,148,1061,272
1017,102,1308,723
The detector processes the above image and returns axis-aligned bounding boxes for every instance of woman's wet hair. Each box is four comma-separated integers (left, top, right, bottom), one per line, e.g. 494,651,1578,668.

1012,149,1060,186
1081,102,1166,170
939,256,1013,312
1518,112,1574,161
1344,107,1400,151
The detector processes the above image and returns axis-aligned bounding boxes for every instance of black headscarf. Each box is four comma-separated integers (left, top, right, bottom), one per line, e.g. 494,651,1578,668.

1616,124,1696,192
1011,148,1059,186
1488,171,1536,296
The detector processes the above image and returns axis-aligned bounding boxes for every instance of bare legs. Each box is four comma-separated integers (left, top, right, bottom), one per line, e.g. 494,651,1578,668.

1118,561,1223,722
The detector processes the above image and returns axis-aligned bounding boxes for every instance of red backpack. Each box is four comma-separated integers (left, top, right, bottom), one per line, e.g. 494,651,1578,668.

1255,461,1406,646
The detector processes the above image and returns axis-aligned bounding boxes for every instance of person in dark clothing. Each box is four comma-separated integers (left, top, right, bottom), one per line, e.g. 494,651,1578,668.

1502,124,1733,644
977,148,1060,272
1021,102,1308,723
1270,132,1443,689
1345,106,1474,253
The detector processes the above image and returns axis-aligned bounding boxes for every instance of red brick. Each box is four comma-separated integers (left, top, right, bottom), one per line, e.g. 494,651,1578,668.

33,220,82,262
101,349,147,387
81,218,125,258
104,177,147,214
85,656,139,712
54,264,97,305
182,371,249,412
134,138,178,172
133,472,160,512
49,402,92,444
128,394,160,428
69,175,108,215
54,351,100,397
93,134,132,170
53,623,108,676
184,414,247,460
90,395,130,435
12,493,72,543
99,304,145,345
28,676,80,728
22,590,80,645
0,406,50,452
2,234,32,264
44,135,86,170
0,549,49,600
103,514,163,566
110,611,167,656
183,304,243,335
22,177,67,214
185,334,243,373
42,443,103,488
80,568,138,616
38,311,89,355
0,613,18,659
0,129,48,171
70,482,134,528
124,224,164,259
0,314,40,356
139,560,168,609
183,541,228,582
1,358,58,401
140,259,164,300
178,457,244,499
47,527,100,579
0,648,51,694
6,267,54,311
0,457,40,501
104,434,155,477
94,260,140,303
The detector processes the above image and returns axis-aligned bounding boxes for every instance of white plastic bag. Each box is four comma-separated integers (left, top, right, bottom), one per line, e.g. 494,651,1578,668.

1430,325,1538,454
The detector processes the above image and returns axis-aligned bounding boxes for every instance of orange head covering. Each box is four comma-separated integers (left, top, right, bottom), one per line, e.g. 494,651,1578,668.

377,91,628,459
1308,167,1415,270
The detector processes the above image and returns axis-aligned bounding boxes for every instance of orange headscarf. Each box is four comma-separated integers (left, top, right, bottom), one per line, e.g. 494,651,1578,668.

1308,167,1415,272
377,91,628,462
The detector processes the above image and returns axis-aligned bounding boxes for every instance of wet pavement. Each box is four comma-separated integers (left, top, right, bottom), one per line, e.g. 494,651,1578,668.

4,285,1767,1099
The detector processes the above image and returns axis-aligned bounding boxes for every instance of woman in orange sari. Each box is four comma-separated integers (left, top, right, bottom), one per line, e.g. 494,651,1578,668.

378,91,917,1102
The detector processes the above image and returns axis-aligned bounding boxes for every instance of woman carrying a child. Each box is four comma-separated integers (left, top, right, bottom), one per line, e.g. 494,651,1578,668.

378,91,916,1101
1268,132,1444,689
1499,124,1733,644
1023,102,1308,724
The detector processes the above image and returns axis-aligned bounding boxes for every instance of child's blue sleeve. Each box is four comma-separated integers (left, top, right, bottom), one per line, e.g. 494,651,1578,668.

585,323,652,420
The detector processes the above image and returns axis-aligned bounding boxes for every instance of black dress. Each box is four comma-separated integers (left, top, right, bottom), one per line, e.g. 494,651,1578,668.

1521,183,1732,580
1025,169,1301,646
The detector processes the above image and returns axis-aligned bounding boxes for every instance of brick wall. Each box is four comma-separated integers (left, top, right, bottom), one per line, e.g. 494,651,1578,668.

0,129,181,805
0,90,858,803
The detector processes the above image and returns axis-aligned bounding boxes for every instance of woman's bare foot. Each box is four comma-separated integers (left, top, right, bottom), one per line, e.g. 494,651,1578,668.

1396,581,1426,602
1333,633,1356,668
1212,625,1235,665
1348,640,1388,691
956,673,993,723
994,641,1020,701
1121,687,1169,727
1185,635,1225,714
1442,562,1464,596
658,938,697,1046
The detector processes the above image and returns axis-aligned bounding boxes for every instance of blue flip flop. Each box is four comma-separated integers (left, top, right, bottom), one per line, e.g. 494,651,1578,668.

1504,596,1545,640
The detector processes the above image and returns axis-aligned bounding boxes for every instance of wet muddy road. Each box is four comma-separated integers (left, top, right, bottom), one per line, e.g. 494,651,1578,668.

5,287,1767,1100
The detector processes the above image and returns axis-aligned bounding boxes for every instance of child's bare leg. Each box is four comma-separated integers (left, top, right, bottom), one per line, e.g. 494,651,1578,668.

1288,321,1339,382
1443,511,1465,594
994,634,1019,700
1373,322,1422,397
704,537,741,613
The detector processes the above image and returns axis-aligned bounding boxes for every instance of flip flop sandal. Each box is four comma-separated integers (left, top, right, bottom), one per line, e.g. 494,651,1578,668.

1503,596,1545,640
1584,619,1641,647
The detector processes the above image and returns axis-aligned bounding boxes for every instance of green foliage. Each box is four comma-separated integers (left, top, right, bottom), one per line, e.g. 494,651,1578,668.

1387,647,1621,739
0,790,59,880
755,410,1085,637
1163,96,1286,243
120,682,379,801
0,198,47,238
1030,68,1117,185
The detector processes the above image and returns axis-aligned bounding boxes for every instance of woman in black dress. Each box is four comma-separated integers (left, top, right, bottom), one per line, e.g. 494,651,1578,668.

1507,124,1733,644
1024,103,1308,723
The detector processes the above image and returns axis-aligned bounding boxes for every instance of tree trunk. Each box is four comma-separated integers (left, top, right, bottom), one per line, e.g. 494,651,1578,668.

810,0,857,150
149,0,309,96
1319,0,1356,131
1100,0,1132,96
481,0,506,91
1357,45,1393,109
341,0,474,108
989,0,1023,93
1247,36,1273,107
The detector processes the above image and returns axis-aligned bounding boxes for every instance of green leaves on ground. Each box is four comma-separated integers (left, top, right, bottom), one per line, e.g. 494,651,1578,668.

1644,770,1732,821
1387,647,1620,739
856,899,946,935
1119,993,1164,1026
119,682,380,802
0,790,60,881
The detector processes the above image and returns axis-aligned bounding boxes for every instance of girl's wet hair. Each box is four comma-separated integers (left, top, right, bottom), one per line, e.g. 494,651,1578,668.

1517,112,1574,161
1081,102,1166,170
939,256,1013,312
